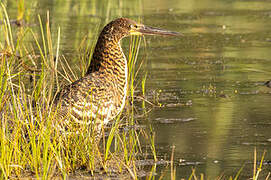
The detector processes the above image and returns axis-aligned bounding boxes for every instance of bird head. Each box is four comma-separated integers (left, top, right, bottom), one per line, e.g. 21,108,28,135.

101,18,180,42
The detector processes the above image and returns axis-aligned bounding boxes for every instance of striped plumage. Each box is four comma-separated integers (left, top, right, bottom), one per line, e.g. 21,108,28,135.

54,18,179,129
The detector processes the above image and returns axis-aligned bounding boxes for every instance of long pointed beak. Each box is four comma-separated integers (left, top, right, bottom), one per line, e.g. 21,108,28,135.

138,25,181,36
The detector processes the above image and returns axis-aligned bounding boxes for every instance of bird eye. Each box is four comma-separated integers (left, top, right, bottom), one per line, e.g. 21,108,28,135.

130,24,138,29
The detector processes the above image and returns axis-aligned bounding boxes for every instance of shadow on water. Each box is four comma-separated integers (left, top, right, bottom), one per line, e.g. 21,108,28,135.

1,0,271,179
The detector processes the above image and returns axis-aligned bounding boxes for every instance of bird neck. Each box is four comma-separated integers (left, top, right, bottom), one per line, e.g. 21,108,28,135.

86,35,128,85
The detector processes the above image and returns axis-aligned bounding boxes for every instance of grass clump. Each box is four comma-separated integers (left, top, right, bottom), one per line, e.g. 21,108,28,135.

0,3,153,179
164,148,270,180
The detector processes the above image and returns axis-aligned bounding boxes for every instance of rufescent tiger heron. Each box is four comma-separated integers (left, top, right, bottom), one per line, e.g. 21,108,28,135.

54,18,179,130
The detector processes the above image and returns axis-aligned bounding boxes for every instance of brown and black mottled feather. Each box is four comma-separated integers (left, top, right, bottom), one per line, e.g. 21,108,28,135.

54,18,136,127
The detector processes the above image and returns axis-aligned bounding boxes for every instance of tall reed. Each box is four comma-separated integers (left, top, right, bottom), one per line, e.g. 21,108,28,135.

0,3,152,179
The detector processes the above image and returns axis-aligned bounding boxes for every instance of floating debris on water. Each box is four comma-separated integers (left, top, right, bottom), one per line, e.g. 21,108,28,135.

155,117,196,124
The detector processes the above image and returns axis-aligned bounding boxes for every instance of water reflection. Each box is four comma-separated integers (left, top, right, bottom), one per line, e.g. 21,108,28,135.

143,0,271,178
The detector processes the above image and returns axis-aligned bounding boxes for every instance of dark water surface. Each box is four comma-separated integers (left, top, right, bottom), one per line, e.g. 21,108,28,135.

3,0,271,178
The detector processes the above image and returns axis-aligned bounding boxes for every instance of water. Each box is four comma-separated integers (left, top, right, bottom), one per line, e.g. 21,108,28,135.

142,1,271,178
2,0,271,178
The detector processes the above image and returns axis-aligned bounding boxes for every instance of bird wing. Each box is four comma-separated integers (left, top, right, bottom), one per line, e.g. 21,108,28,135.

53,72,116,123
